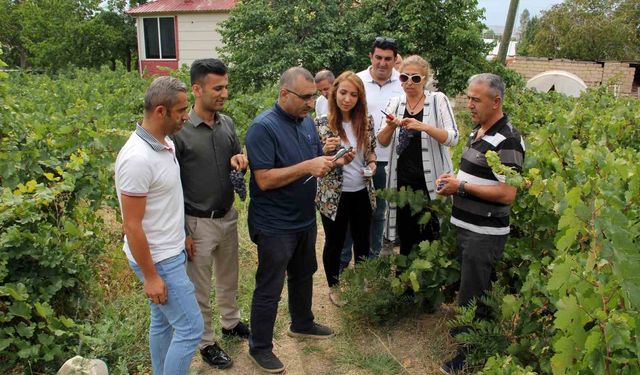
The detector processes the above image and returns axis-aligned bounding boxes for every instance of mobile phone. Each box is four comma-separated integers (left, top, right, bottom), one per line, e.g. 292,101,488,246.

380,109,395,121
332,146,353,161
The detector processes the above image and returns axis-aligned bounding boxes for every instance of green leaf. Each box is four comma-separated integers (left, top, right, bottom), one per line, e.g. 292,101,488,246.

34,302,54,318
16,322,34,338
409,271,420,292
501,294,521,320
0,284,29,301
556,226,579,252
8,302,32,319
411,259,433,270
0,338,12,352
584,329,602,354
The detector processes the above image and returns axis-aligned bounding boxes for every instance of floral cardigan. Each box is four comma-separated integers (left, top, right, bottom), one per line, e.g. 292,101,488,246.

314,115,377,221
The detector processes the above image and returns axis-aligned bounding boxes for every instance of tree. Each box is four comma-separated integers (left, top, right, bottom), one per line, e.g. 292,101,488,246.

518,8,530,39
528,0,640,60
516,16,538,56
0,0,138,70
219,1,357,91
219,0,492,95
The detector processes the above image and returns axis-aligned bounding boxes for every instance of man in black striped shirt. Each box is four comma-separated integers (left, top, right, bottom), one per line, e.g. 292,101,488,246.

436,73,525,374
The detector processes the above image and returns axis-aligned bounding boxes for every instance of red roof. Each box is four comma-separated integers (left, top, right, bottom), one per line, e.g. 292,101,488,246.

128,0,236,15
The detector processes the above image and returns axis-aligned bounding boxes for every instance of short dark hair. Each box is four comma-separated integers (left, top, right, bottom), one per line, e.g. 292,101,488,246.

370,36,398,57
190,58,227,85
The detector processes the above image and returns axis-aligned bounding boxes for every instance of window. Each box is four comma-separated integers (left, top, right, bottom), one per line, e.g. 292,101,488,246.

143,17,176,59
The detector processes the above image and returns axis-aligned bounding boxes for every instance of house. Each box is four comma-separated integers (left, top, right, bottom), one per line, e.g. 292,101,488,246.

128,0,236,75
484,39,518,61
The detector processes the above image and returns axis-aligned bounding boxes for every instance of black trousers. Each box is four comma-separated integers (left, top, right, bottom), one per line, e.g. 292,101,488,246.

397,181,440,256
456,227,507,320
321,189,372,287
248,226,318,354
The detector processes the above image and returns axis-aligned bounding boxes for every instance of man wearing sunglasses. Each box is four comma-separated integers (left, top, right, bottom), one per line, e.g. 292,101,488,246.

340,36,403,267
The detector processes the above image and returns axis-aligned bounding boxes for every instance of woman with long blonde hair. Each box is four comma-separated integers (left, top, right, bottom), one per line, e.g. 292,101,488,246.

378,55,459,256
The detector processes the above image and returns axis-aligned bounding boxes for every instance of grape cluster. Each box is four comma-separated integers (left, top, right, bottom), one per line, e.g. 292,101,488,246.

396,127,411,155
229,169,247,201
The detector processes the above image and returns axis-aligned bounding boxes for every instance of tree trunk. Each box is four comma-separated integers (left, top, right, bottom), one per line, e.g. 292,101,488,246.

497,0,519,65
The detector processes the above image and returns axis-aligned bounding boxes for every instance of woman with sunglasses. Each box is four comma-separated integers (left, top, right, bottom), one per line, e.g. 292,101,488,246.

315,71,377,306
378,55,459,257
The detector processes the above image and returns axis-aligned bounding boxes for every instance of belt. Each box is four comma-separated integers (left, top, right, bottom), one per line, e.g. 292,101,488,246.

185,207,229,219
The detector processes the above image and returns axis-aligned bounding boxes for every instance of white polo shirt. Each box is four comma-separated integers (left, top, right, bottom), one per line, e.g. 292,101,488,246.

115,125,185,264
357,67,403,162
315,95,329,117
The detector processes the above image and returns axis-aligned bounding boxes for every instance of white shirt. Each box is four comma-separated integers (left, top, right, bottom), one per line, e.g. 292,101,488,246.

341,122,366,192
315,95,329,117
115,126,186,264
356,67,403,162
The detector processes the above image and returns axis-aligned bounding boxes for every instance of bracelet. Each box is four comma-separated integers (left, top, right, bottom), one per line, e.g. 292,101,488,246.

457,181,467,197
367,160,376,166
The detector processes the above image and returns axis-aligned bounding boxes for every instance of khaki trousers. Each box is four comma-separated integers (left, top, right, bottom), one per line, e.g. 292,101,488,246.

186,208,240,348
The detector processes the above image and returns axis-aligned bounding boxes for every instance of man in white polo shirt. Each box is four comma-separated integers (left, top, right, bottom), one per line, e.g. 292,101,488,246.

115,76,203,375
314,69,335,117
340,37,403,269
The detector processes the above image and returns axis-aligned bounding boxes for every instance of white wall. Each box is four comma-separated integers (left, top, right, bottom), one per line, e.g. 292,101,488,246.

178,13,230,68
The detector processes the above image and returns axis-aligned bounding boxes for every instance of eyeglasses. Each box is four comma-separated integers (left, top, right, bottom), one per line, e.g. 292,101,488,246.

286,89,318,102
374,36,397,47
399,73,425,84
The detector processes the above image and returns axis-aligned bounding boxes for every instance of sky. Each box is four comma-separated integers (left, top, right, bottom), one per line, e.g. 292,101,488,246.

477,0,565,27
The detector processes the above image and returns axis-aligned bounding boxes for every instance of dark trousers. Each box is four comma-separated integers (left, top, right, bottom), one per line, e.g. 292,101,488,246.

397,181,440,256
321,189,372,287
456,227,507,320
248,226,318,354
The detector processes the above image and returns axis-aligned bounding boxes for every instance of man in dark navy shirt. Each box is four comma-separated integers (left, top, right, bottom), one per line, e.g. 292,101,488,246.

245,67,354,373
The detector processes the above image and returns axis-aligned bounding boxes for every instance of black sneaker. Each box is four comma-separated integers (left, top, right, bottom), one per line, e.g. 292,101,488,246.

287,322,334,339
248,350,285,373
222,321,250,339
200,343,233,369
439,350,466,374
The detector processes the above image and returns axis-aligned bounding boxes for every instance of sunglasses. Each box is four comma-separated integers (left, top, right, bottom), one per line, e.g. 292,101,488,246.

399,73,425,84
375,36,396,44
374,36,397,48
286,89,319,102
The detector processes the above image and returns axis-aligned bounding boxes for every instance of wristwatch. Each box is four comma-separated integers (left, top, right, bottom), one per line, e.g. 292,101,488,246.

458,181,467,197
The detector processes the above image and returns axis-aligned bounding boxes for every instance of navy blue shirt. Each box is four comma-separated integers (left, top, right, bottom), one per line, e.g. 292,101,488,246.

246,103,323,234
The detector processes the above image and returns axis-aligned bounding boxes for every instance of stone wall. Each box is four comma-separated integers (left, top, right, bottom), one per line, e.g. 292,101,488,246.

507,57,638,96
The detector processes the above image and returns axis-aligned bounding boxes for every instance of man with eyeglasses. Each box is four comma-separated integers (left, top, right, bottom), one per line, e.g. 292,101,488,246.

339,36,403,268
245,67,354,373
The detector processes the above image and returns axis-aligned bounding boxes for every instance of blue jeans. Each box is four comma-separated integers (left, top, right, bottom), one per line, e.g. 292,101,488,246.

130,251,204,375
340,161,388,270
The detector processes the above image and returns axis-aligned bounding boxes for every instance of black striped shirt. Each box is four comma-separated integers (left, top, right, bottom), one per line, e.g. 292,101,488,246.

451,115,525,235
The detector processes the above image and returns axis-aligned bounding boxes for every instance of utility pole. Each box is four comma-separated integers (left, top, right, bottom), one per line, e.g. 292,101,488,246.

497,0,519,65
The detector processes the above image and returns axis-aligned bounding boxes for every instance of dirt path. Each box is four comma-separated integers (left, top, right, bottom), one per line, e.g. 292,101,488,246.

189,229,456,375
189,230,343,375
